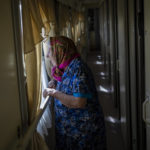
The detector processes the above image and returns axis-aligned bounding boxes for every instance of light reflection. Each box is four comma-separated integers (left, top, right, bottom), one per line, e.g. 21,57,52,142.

97,55,102,59
9,72,15,77
100,72,108,76
101,76,108,80
121,117,126,123
96,72,109,79
8,54,15,68
97,85,112,93
105,116,120,124
95,61,104,65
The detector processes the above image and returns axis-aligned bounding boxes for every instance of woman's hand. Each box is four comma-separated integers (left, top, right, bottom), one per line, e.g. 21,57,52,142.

43,88,87,108
48,79,56,89
43,88,57,98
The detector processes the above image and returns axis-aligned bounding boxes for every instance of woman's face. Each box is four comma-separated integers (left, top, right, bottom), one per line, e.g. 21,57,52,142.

46,47,57,66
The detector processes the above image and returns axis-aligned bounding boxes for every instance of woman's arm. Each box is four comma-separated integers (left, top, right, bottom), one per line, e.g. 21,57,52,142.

43,88,87,108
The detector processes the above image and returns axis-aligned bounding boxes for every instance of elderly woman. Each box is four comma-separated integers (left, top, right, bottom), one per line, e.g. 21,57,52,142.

43,36,106,150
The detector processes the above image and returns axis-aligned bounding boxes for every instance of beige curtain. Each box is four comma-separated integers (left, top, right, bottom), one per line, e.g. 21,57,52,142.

22,0,44,54
25,43,49,150
22,0,44,121
58,3,70,34
38,0,56,36
25,44,42,121
56,2,86,56
57,4,72,38
39,0,56,23
22,0,57,149
57,2,85,43
71,10,78,42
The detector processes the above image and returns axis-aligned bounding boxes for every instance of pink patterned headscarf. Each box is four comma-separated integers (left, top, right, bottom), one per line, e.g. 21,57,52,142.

50,36,80,81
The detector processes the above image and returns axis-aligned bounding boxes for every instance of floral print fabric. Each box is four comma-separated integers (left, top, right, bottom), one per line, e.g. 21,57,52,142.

54,58,106,150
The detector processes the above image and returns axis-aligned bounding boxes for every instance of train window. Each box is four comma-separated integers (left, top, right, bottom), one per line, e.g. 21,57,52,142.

37,38,53,137
40,46,49,108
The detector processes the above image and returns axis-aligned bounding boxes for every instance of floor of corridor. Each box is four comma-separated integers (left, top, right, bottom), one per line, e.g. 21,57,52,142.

86,51,124,150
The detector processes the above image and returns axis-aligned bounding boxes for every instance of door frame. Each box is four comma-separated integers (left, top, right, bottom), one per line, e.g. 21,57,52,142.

112,0,120,114
11,0,29,135
135,0,146,149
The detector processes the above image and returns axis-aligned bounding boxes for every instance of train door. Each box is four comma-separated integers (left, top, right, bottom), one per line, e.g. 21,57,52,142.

144,0,150,149
128,0,138,149
117,0,145,149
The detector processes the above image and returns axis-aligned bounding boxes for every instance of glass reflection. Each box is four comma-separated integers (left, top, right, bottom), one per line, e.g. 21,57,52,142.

95,61,104,65
105,116,120,124
97,85,112,93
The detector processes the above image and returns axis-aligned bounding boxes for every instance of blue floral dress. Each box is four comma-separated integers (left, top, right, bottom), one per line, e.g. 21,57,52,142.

54,58,106,150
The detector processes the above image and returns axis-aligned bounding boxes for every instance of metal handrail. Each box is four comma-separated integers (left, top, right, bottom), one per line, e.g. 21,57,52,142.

16,96,50,150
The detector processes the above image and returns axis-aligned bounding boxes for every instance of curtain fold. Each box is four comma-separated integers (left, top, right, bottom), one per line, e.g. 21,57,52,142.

39,0,56,36
29,0,43,31
22,0,43,54
39,0,56,23
22,0,34,54
25,44,42,120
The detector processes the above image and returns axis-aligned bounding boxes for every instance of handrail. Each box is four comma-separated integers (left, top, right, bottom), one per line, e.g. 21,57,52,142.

16,96,50,150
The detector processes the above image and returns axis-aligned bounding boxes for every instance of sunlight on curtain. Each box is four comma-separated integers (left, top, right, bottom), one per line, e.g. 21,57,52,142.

66,21,72,38
41,23,56,79
42,37,53,79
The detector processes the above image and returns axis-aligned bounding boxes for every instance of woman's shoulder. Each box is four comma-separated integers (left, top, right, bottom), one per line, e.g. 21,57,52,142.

70,58,93,76
70,58,86,70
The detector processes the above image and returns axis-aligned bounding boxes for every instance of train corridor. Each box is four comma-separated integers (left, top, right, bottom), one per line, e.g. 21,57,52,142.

87,51,124,150
1,0,150,150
